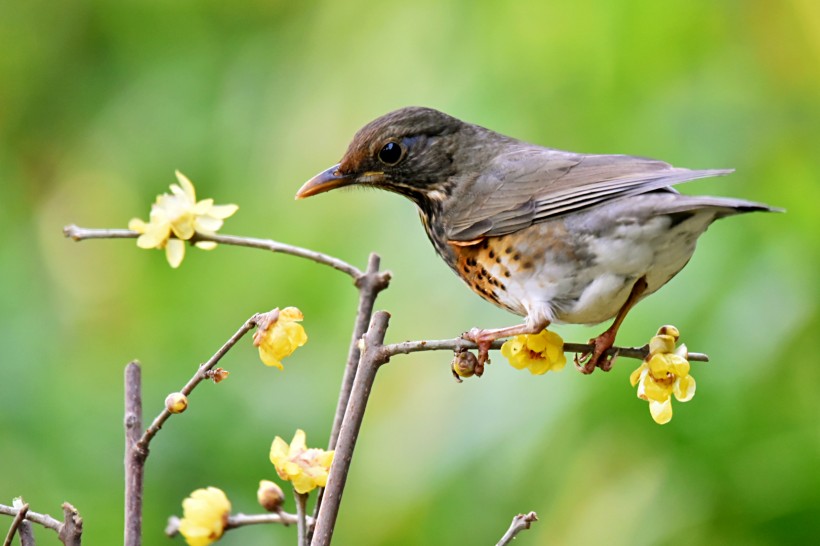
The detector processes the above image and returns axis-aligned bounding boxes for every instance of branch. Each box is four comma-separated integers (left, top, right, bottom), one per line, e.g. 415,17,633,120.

137,313,259,451
124,362,143,546
0,502,83,545
165,511,313,537
3,502,28,546
382,338,709,363
62,225,363,279
295,492,309,546
311,254,390,530
496,512,538,546
312,312,392,546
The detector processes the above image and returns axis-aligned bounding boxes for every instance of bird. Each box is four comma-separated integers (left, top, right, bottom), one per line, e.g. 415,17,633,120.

295,107,778,373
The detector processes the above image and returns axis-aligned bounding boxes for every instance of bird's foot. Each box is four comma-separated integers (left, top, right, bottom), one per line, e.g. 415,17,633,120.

461,327,495,376
575,330,618,374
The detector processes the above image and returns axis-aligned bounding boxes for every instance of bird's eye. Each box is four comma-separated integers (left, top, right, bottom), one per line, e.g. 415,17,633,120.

377,141,404,166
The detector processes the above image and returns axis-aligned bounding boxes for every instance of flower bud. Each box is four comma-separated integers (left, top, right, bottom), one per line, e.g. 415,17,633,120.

649,334,676,355
207,367,230,383
451,350,478,381
165,392,188,414
656,325,680,341
257,480,285,513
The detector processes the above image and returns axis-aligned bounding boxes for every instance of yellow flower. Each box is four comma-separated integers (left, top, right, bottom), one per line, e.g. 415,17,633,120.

270,429,334,494
500,329,566,375
128,171,238,268
178,487,231,546
629,327,695,425
252,307,307,369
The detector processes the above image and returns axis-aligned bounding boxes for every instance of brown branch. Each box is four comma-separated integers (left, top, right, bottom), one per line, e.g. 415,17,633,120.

3,503,29,546
124,362,143,546
295,492,309,546
57,504,82,546
0,503,62,534
62,225,363,279
496,512,538,546
1,502,83,545
382,338,709,363
311,311,392,546
311,254,390,531
9,499,34,546
165,512,312,537
137,314,259,452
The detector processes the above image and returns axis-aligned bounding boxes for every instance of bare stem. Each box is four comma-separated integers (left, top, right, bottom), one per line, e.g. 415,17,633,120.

165,512,312,537
0,504,63,534
137,314,259,451
9,499,34,546
382,338,709,363
311,254,390,530
311,312,391,546
62,225,363,279
3,503,29,546
57,504,82,546
496,512,538,546
295,492,309,546
124,362,143,546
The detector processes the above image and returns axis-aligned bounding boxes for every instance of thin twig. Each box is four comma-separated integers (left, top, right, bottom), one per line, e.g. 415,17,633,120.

137,313,259,451
311,254,390,531
496,512,538,546
382,338,709,363
0,504,63,534
57,503,82,546
3,503,29,546
165,512,312,537
312,312,392,546
295,492,309,546
62,225,363,279
124,362,143,546
10,499,34,546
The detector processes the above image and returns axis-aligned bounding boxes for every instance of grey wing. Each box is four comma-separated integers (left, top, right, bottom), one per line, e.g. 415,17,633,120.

444,146,735,241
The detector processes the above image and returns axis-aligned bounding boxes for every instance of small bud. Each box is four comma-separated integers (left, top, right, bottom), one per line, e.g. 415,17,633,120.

656,325,680,341
451,350,478,382
649,334,676,355
165,392,188,414
207,367,230,383
257,480,285,513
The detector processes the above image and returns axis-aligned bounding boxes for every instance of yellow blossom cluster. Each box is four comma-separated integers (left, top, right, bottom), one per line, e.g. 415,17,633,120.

128,171,238,268
270,429,334,494
178,487,231,546
630,325,695,424
253,307,308,369
500,329,567,375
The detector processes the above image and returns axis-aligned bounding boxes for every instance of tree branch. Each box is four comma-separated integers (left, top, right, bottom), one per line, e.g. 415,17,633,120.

165,511,313,537
3,503,29,546
311,312,392,546
10,499,34,546
0,502,83,546
382,338,708,363
124,362,143,546
62,225,363,279
0,504,62,534
295,492,309,546
496,512,538,546
137,313,259,452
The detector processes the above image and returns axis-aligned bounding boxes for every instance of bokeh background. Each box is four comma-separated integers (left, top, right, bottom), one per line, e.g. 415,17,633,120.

2,1,818,544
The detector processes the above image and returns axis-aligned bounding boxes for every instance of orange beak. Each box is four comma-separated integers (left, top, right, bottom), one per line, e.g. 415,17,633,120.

295,164,356,199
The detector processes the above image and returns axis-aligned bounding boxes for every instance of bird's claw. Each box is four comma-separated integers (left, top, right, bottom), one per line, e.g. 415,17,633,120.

574,332,618,374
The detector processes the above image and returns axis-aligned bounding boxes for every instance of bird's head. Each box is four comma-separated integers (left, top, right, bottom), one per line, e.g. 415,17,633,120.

296,107,480,206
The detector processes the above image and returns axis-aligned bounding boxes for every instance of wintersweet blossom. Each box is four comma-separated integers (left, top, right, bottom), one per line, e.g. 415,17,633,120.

630,326,695,424
501,329,567,375
178,487,231,546
128,171,238,267
270,429,334,494
252,307,307,369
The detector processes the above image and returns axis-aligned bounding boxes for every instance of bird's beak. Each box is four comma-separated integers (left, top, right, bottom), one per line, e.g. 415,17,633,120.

295,164,356,199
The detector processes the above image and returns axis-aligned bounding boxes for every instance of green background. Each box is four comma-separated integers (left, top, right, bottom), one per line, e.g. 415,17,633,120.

2,1,818,544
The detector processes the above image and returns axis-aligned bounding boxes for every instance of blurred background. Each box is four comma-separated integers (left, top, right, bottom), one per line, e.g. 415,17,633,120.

1,0,818,544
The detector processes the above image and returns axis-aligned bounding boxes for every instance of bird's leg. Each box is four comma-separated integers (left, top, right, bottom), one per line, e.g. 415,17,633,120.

463,318,549,375
577,276,648,374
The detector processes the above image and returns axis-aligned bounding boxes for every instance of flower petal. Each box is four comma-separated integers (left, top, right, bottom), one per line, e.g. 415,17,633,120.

674,375,697,402
649,398,673,424
166,238,185,268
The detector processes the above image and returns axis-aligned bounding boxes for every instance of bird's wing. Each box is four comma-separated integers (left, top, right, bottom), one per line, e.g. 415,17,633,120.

443,146,733,241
